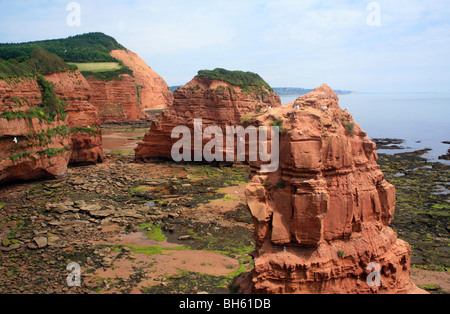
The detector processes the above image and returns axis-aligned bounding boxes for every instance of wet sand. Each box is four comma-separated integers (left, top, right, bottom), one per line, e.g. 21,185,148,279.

101,127,148,154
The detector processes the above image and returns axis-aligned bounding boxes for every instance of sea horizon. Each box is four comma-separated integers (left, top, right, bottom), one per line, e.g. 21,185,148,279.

280,93,450,165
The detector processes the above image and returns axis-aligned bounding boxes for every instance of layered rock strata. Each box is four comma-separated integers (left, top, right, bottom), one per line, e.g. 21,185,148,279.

0,71,104,184
111,49,173,110
45,71,105,164
135,76,282,161
85,50,173,123
87,76,147,123
0,77,71,184
238,84,424,294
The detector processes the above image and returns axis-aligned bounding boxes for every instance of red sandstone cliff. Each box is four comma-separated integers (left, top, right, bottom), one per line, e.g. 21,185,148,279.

237,84,424,294
135,76,281,160
84,50,173,123
45,71,105,164
135,81,422,293
86,75,147,123
0,78,71,184
111,50,173,110
0,70,104,184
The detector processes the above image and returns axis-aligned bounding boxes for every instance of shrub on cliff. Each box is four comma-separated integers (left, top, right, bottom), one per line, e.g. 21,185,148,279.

1,76,67,123
29,48,72,75
344,122,355,136
36,75,67,121
0,48,74,79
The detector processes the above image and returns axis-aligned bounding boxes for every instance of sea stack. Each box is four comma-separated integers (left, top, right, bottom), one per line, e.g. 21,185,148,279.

237,84,425,294
135,68,281,161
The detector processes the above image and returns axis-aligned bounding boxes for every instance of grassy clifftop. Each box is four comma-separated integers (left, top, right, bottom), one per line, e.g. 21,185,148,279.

0,32,126,63
0,33,131,80
196,68,274,92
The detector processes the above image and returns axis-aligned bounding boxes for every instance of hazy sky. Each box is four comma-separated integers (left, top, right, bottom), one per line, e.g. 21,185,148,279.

1,0,449,93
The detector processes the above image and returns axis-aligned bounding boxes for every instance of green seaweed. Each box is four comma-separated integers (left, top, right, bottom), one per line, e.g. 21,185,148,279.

137,223,167,242
378,150,449,271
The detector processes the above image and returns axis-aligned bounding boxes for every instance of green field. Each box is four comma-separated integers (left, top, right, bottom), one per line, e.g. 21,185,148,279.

69,62,122,72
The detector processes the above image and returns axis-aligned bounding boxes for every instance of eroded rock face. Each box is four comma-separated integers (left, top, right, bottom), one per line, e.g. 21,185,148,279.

0,78,71,184
45,71,105,164
86,50,173,123
135,76,281,161
238,84,424,294
0,71,104,184
111,50,173,110
87,76,147,123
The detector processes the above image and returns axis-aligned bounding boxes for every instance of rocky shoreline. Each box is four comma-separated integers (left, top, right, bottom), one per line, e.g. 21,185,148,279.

0,150,255,294
0,138,448,294
1,120,449,294
378,150,449,273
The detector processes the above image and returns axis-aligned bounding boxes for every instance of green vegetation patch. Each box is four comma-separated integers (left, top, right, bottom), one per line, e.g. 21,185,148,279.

417,284,442,292
38,146,71,159
37,74,68,121
79,66,134,82
0,33,131,80
140,269,230,294
0,75,67,123
0,32,126,63
197,68,273,92
72,60,134,82
240,113,257,126
130,246,164,256
0,48,75,79
109,244,187,257
344,122,355,136
70,126,99,135
378,150,449,271
180,222,254,258
8,152,31,163
110,149,135,156
68,62,122,72
187,164,250,187
27,125,71,146
271,118,288,134
137,223,167,242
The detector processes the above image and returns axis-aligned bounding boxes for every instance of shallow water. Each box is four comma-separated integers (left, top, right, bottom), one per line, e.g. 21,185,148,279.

281,93,450,164
101,129,146,153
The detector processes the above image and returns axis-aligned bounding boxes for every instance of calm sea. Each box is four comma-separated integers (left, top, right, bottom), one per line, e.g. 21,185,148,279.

280,93,450,164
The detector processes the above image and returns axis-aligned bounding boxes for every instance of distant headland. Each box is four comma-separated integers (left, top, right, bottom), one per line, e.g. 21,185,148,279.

170,85,357,96
272,87,357,96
